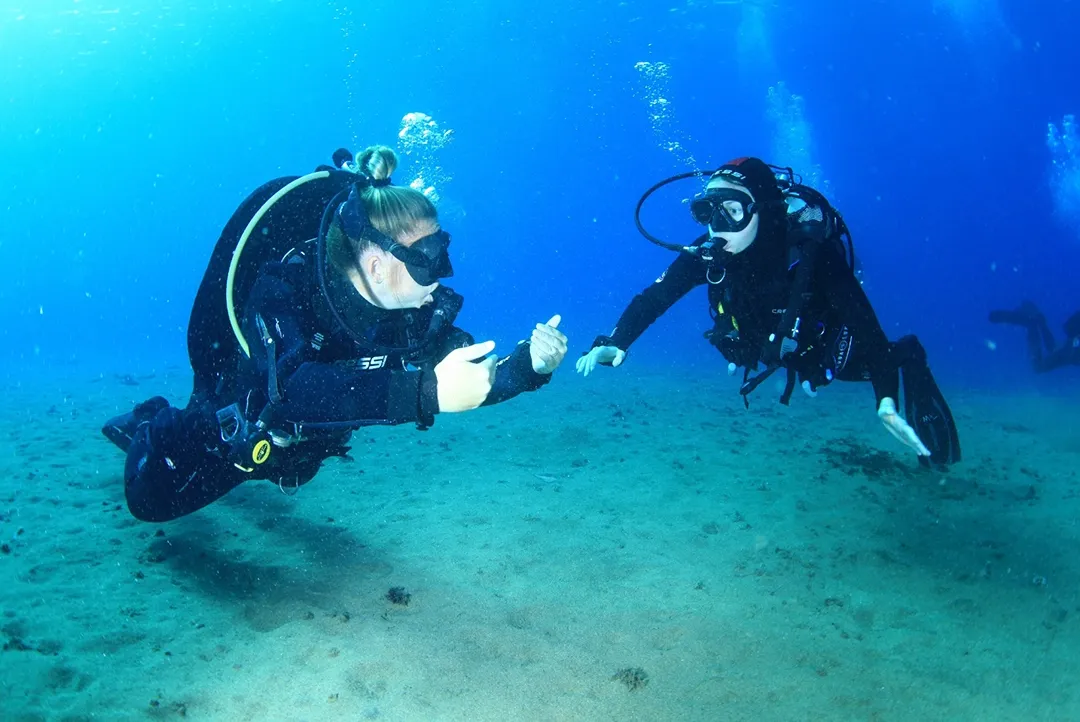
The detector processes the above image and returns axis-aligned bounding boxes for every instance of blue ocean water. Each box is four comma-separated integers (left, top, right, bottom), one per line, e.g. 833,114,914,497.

3,0,1078,387
3,2,1080,719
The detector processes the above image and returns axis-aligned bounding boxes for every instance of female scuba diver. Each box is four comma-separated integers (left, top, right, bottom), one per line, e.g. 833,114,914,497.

102,145,568,522
577,156,960,468
989,301,1080,373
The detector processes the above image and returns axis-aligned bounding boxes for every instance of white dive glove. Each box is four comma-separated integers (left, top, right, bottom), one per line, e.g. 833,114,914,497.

435,341,497,413
877,397,931,457
528,315,568,375
575,345,626,377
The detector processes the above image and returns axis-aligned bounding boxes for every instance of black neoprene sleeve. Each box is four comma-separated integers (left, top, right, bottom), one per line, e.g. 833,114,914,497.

605,253,707,352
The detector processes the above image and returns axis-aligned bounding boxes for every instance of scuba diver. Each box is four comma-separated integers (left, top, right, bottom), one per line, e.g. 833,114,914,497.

102,145,568,522
989,301,1080,373
576,156,960,468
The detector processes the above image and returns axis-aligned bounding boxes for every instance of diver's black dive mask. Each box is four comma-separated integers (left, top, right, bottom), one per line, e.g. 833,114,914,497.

337,183,454,285
634,165,795,258
389,229,454,286
689,188,758,234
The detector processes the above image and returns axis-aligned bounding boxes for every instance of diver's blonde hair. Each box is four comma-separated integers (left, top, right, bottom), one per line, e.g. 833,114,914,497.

326,145,438,272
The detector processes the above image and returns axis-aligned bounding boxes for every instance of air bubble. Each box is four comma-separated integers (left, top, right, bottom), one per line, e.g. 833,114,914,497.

633,60,699,170
398,112,455,205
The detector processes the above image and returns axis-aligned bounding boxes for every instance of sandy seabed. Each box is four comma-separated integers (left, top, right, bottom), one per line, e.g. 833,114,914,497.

2,364,1078,721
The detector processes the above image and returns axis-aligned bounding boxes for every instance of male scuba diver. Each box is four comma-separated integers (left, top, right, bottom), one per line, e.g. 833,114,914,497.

989,301,1080,373
577,157,960,468
102,146,568,522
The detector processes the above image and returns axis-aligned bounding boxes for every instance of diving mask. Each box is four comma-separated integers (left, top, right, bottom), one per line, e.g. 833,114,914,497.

384,229,454,286
689,187,759,234
337,182,454,285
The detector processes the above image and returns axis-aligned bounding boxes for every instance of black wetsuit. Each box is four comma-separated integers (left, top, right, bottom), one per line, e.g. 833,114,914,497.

591,191,960,466
990,304,1080,373
601,223,901,407
105,254,549,522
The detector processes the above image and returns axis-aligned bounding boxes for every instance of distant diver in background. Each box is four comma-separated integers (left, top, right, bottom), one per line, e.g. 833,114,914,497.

989,301,1080,373
577,157,960,468
102,145,568,522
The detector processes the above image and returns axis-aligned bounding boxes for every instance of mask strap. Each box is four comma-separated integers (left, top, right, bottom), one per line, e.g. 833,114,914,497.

337,174,393,238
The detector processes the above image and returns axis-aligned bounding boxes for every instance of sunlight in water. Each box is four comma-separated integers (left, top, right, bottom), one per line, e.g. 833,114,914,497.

932,0,1017,46
734,0,775,78
766,82,831,195
1047,114,1080,240
669,0,776,78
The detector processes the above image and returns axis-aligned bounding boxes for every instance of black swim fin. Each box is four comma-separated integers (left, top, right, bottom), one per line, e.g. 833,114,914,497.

895,336,961,468
989,301,1055,353
988,300,1042,327
1063,311,1080,342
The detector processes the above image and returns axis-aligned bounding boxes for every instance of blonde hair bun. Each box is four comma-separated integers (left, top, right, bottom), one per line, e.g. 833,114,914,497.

357,145,398,181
